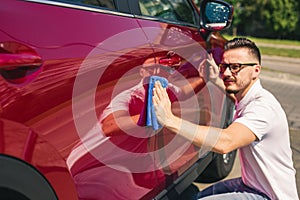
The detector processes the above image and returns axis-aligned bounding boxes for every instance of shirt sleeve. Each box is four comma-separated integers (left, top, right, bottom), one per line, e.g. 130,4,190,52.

234,101,275,140
100,91,130,121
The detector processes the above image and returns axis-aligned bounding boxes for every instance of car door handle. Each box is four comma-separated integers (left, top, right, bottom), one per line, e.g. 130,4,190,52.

0,41,43,85
0,52,43,85
158,51,182,67
0,53,42,69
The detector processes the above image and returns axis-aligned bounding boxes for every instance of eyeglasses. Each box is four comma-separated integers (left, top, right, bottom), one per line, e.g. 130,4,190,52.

218,63,257,74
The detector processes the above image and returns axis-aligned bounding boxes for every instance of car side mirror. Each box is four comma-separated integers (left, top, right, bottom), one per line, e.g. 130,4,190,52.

200,0,233,31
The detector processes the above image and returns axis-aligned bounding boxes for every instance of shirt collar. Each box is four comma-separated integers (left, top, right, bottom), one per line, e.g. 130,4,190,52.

236,79,262,112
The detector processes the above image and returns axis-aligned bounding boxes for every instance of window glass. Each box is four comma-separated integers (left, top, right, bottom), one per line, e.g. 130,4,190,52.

53,0,116,10
139,0,196,25
193,0,200,7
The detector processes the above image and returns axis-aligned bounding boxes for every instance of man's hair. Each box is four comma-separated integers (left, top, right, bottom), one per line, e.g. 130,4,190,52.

224,38,261,64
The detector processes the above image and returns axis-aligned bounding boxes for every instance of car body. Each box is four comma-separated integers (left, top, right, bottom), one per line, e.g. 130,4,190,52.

0,0,235,199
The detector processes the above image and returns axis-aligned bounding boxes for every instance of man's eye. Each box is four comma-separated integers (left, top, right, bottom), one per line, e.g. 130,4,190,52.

231,65,239,70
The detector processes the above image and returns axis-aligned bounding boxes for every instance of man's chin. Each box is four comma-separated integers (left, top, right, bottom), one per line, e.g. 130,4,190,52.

226,89,239,94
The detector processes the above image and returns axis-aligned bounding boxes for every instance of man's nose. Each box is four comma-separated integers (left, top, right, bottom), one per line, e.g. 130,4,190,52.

223,66,232,76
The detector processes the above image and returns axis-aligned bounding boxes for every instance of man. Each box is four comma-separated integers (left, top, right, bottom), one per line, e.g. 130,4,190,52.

152,38,298,199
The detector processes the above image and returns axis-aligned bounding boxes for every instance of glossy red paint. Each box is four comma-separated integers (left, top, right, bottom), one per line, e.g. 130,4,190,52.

0,0,234,199
1,1,152,199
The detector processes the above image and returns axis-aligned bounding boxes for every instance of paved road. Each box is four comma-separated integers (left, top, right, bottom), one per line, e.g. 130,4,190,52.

261,56,300,130
262,55,300,77
193,56,300,197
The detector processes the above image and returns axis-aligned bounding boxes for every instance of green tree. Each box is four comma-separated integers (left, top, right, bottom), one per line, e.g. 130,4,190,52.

225,0,264,36
224,0,299,39
263,0,299,38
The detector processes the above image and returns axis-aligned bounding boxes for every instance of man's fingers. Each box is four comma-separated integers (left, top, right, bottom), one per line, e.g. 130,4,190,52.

154,81,168,98
153,81,162,99
198,59,206,77
209,65,218,74
206,54,219,74
206,57,216,67
152,92,159,105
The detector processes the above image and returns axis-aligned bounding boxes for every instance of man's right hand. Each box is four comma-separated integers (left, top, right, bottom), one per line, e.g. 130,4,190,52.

206,53,220,83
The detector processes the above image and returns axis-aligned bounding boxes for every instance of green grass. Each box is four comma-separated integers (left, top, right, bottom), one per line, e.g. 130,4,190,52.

222,35,300,58
260,47,300,58
223,35,300,45
242,36,300,46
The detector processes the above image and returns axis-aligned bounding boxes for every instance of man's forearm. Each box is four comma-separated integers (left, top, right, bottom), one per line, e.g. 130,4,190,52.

164,115,224,153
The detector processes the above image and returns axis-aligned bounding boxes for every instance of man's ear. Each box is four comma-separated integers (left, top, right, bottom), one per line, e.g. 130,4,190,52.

256,65,261,73
139,68,146,77
253,64,261,79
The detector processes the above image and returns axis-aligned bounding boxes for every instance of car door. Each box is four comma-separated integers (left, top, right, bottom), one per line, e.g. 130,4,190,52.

129,0,232,189
0,0,161,199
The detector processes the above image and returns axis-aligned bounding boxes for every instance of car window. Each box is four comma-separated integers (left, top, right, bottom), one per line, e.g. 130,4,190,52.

139,0,196,25
193,0,200,7
52,0,116,10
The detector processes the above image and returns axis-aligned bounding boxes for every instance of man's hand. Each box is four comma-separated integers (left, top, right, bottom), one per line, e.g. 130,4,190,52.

206,53,220,83
152,81,174,127
205,54,236,102
199,53,220,83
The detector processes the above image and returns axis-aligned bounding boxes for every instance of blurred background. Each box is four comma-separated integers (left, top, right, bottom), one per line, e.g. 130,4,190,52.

195,0,300,40
193,0,300,58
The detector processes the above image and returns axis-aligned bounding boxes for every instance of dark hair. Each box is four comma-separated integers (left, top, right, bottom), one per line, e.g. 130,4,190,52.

224,38,261,64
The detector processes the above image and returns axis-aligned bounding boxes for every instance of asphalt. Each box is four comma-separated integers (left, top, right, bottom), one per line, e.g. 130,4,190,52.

261,55,300,77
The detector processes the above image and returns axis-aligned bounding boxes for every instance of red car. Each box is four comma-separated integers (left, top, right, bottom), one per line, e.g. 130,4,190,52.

0,0,235,199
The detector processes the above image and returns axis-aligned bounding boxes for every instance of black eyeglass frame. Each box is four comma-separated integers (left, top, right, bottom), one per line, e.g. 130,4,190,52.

218,63,258,74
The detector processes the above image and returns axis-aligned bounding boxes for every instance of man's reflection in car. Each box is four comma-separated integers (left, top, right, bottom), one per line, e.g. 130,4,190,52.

67,56,210,199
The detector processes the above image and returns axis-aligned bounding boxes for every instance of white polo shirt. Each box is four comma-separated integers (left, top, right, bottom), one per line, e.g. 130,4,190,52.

234,79,298,200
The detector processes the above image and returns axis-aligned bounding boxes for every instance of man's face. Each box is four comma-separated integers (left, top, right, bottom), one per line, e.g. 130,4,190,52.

220,48,260,97
139,58,160,78
139,57,172,78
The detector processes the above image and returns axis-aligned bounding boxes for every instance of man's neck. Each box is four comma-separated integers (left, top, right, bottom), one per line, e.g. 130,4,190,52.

235,79,259,103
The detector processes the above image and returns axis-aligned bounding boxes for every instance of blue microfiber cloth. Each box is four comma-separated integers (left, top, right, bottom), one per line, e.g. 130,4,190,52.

137,76,168,130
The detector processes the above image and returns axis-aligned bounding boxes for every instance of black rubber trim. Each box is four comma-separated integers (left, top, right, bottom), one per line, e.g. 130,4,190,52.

127,0,140,15
153,152,213,200
114,0,130,14
0,154,58,200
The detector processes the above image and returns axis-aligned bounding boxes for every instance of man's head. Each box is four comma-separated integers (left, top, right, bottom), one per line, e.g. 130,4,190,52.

224,38,261,65
220,38,261,99
139,57,159,78
139,56,176,79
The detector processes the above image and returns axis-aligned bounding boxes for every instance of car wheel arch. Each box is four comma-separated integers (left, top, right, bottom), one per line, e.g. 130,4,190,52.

0,154,58,200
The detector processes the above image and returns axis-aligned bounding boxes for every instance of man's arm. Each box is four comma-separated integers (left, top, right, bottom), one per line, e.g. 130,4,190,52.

101,111,140,137
153,81,256,154
176,76,206,100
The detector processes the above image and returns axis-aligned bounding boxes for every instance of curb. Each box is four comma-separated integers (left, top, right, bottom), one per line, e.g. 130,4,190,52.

260,70,300,85
262,55,300,64
260,55,300,84
256,42,300,50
